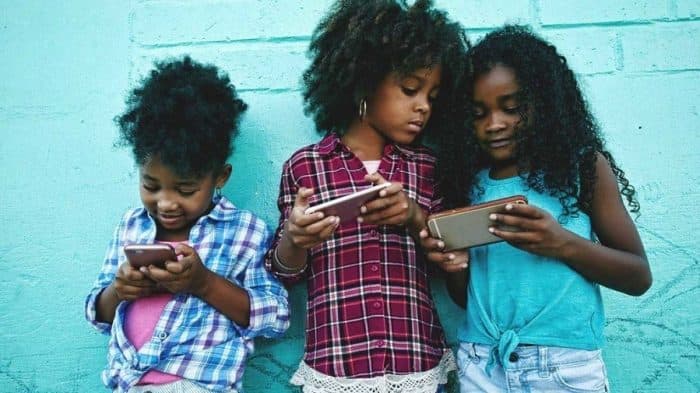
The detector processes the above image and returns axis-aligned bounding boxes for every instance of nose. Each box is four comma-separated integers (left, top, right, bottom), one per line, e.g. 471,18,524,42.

157,193,178,212
415,95,431,114
485,111,507,132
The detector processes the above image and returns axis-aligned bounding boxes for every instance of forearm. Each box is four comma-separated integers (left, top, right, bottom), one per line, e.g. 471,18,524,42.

559,234,651,296
446,269,468,308
195,271,251,327
274,234,309,272
406,202,427,241
95,283,120,323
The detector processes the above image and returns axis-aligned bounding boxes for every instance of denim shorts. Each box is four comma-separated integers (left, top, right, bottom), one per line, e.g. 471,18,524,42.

126,380,215,393
457,342,610,393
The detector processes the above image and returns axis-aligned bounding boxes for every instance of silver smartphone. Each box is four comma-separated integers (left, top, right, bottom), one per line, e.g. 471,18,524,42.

305,183,391,223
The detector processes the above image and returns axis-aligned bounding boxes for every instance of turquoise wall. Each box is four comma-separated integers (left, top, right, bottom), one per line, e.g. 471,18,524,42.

1,1,698,392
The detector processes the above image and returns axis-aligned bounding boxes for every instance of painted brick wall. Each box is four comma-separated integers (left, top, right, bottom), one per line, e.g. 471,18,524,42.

1,1,698,392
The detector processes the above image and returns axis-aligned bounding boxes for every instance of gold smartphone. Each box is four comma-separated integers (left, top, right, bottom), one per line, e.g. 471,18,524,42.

426,195,528,251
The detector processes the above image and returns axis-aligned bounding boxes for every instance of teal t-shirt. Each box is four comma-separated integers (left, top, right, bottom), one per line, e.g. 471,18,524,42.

458,170,605,371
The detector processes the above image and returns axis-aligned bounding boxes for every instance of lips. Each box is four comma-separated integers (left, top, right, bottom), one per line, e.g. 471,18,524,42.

158,214,183,226
407,119,424,132
487,138,512,149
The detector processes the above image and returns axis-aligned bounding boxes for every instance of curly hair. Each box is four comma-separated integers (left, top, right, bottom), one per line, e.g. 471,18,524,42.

302,0,470,140
437,25,639,216
116,56,247,177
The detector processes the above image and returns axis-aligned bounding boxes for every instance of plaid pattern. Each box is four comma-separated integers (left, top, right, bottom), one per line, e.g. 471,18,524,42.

85,196,289,393
265,134,449,378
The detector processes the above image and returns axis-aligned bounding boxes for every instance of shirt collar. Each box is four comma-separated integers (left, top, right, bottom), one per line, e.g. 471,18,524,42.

136,195,236,225
318,132,415,160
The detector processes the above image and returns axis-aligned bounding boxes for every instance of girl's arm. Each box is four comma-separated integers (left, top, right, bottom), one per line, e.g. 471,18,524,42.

142,244,252,327
418,229,469,307
489,153,651,296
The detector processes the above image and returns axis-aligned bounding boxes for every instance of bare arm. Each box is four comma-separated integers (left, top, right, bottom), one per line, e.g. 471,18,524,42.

489,153,651,296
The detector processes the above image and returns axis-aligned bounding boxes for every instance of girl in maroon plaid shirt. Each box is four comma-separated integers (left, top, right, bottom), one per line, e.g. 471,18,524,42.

264,1,470,392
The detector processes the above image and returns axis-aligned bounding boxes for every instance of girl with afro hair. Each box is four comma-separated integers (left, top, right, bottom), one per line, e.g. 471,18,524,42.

265,1,470,391
422,25,652,392
86,57,289,392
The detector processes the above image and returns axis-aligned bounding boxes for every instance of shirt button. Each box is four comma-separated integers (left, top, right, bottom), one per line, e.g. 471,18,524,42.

370,229,378,237
376,340,384,348
158,332,168,340
370,265,379,272
509,352,519,362
372,301,382,309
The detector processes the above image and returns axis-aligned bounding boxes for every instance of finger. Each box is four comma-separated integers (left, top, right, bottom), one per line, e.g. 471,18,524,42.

502,202,543,219
294,187,314,209
489,226,537,244
440,261,469,272
360,203,406,224
365,172,387,185
142,265,179,282
316,219,340,239
361,193,401,214
300,216,339,235
294,209,326,227
421,236,446,252
488,212,536,231
174,243,195,258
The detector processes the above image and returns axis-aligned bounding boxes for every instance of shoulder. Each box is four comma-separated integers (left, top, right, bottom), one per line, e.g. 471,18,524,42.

285,135,335,167
213,198,270,240
118,206,149,226
399,143,437,164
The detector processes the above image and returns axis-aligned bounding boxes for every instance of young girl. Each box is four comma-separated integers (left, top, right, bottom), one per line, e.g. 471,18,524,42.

265,1,469,392
423,25,652,392
85,57,289,393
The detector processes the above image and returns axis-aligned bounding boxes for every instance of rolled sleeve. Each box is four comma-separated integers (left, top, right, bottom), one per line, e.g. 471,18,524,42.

238,226,290,339
85,216,127,333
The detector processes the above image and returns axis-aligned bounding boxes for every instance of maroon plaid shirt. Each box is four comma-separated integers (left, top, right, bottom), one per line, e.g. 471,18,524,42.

265,134,450,378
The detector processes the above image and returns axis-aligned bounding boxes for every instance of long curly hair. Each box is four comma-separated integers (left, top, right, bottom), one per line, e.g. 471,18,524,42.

302,0,470,141
116,56,247,177
438,25,639,216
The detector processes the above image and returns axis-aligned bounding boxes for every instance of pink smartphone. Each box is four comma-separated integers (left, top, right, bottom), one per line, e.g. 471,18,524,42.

305,183,391,223
123,244,176,268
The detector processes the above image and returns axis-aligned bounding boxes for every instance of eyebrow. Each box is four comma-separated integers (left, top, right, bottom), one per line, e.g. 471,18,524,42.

142,174,198,186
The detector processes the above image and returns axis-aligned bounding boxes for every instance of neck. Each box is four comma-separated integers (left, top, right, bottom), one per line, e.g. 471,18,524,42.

342,118,386,160
488,160,518,179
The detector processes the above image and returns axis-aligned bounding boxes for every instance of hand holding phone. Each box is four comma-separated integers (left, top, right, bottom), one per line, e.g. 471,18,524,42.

124,244,177,268
426,195,528,251
305,183,391,224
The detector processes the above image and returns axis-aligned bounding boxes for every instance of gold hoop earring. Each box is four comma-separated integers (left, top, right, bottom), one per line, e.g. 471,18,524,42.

358,98,367,120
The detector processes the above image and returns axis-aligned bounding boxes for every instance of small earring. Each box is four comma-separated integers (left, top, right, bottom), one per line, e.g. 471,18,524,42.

215,187,222,199
358,98,367,120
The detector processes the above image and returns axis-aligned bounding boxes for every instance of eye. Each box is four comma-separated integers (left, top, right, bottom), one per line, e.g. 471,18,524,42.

428,91,439,102
178,189,197,197
401,86,418,96
142,183,158,192
472,107,486,119
504,105,521,114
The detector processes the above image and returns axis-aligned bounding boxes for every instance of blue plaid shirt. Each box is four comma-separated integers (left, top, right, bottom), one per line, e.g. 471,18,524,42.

85,196,289,392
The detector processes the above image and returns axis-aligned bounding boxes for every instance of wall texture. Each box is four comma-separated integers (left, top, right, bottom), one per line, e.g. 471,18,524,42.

1,1,698,392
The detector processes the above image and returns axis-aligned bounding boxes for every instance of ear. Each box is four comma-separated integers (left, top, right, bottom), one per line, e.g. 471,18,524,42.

215,164,232,188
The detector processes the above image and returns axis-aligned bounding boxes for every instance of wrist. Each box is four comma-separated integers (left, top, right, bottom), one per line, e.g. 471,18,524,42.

192,268,215,299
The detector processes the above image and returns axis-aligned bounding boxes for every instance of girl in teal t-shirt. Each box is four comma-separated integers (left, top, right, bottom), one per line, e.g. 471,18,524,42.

422,25,652,392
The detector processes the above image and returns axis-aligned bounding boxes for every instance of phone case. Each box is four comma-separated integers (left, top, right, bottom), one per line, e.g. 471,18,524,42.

426,195,528,251
305,183,391,223
124,244,176,268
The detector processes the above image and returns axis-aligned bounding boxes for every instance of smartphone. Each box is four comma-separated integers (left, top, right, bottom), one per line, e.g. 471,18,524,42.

123,244,176,268
426,195,528,251
305,183,392,223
